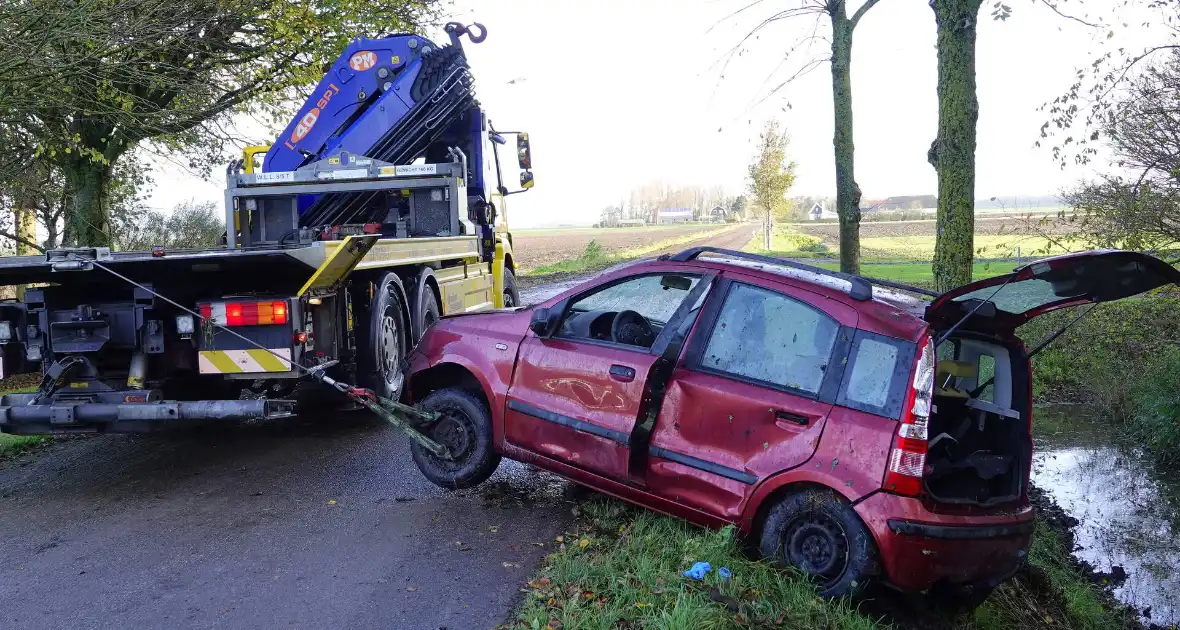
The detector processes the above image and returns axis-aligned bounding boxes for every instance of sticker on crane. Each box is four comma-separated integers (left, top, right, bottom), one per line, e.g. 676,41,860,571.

283,83,340,150
379,164,438,177
349,51,377,71
198,349,292,374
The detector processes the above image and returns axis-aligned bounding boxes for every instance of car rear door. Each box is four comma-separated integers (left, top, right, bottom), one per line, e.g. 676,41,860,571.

641,272,859,520
504,269,715,481
925,250,1180,334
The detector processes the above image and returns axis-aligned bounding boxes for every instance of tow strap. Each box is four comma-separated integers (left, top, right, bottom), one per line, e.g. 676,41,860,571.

54,252,454,460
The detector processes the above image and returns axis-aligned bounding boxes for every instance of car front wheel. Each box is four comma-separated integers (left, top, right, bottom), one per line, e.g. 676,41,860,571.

410,388,500,490
758,489,879,598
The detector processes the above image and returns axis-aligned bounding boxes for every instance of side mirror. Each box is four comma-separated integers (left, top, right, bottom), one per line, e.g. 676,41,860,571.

529,307,551,337
519,171,534,190
517,132,532,170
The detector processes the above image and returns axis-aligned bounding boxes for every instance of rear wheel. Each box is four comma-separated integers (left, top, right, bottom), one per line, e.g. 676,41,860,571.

410,388,500,489
758,489,878,598
361,275,409,400
502,269,520,308
416,286,441,341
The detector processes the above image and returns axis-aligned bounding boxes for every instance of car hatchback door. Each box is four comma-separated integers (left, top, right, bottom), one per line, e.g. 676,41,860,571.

504,269,714,481
642,272,859,520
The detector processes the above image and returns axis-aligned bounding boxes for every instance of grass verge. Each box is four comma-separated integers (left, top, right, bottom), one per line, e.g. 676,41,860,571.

505,493,1139,630
0,383,44,458
524,226,739,276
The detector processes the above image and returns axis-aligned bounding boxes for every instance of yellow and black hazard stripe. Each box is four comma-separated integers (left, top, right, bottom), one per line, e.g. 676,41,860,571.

198,349,292,374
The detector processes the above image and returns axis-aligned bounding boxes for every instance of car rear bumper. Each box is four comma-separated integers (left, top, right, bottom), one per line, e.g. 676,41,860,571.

855,491,1034,592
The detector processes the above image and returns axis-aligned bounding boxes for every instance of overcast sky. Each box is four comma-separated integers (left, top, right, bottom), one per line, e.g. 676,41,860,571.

146,0,1155,228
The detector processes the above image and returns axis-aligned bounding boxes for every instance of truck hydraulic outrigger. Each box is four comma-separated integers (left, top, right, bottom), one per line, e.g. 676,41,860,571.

33,246,455,459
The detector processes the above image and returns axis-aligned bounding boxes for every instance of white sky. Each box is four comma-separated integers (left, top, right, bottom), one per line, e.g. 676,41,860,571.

146,0,1156,228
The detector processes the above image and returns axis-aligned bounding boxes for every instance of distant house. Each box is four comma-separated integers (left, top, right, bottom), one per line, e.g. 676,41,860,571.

657,209,693,224
808,202,838,221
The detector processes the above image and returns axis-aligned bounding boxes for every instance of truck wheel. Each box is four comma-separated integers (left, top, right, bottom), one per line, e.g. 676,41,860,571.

502,269,520,308
363,275,409,400
416,286,440,340
410,388,500,489
758,489,878,598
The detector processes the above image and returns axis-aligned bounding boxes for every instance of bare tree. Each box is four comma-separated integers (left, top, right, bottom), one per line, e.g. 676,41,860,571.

717,0,885,273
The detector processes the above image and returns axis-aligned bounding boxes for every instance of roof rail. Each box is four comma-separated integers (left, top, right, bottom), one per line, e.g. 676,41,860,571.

668,247,939,299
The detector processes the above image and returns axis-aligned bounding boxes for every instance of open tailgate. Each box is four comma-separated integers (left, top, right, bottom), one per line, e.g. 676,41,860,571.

925,250,1180,334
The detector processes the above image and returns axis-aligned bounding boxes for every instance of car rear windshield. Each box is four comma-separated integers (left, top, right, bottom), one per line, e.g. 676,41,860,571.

835,330,915,419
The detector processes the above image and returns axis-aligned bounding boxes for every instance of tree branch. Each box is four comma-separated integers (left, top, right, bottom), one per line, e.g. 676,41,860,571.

850,0,885,29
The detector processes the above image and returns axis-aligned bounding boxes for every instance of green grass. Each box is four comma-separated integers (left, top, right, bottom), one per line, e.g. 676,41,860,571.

504,497,880,630
858,235,1073,262
507,495,1136,630
528,225,739,275
0,385,45,457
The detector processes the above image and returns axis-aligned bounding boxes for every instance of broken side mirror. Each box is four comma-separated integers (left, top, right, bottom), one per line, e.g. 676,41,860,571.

529,308,551,337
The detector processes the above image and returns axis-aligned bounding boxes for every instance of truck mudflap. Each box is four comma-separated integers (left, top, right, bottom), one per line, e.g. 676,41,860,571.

0,393,294,434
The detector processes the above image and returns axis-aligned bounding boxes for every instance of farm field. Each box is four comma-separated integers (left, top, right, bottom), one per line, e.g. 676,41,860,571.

510,223,727,271
793,214,1081,262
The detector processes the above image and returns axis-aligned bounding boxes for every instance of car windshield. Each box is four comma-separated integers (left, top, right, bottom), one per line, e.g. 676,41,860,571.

950,277,1085,316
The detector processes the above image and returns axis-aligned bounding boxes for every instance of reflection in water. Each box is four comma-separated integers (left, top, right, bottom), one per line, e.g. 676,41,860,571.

1034,412,1180,625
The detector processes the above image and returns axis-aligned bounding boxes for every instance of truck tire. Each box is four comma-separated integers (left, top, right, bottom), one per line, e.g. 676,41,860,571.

410,388,500,489
758,489,879,598
361,274,410,400
502,269,520,308
416,286,440,340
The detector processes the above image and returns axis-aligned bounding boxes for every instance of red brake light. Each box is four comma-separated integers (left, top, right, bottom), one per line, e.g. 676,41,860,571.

198,300,290,326
884,335,934,497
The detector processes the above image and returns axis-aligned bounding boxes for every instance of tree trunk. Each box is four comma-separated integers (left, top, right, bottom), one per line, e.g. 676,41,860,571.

830,13,863,275
929,0,982,292
764,204,773,249
62,157,114,247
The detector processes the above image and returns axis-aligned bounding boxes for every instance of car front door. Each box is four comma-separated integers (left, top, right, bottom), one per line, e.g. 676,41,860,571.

504,269,713,481
642,273,858,520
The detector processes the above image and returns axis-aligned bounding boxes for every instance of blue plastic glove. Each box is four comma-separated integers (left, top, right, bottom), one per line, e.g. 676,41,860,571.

718,567,733,580
682,561,711,580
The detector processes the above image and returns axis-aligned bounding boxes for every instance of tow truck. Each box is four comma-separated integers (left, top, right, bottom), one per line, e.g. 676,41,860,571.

0,22,534,435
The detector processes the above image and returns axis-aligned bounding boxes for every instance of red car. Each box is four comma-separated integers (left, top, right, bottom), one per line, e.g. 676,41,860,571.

404,247,1178,606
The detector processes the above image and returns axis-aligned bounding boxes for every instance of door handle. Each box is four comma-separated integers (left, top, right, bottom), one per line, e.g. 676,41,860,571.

774,410,809,427
609,365,636,382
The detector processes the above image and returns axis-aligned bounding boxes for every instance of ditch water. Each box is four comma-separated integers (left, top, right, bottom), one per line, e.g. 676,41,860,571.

1032,407,1180,626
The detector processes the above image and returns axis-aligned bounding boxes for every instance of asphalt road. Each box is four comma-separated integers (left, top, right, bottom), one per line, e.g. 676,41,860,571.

0,224,757,630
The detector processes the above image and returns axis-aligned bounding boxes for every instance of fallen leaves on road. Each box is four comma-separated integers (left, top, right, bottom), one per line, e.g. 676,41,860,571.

327,499,337,505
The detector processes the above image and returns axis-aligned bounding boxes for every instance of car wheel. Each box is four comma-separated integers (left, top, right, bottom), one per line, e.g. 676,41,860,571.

502,269,520,308
362,275,409,400
416,286,440,341
410,388,501,489
758,489,879,598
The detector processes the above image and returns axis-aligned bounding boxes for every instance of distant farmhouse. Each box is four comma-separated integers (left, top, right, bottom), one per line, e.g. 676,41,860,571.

807,201,839,221
657,208,694,224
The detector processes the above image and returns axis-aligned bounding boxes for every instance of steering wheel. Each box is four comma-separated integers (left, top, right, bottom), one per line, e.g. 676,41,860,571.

611,310,655,347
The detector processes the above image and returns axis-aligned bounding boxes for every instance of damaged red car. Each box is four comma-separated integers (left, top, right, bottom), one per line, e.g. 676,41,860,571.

404,247,1179,607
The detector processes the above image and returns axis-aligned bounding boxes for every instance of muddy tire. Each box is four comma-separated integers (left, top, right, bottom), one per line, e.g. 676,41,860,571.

502,269,520,308
361,275,409,401
410,388,500,490
758,489,878,598
415,286,441,341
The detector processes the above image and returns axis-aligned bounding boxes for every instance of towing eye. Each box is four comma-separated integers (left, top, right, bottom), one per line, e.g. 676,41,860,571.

46,251,455,460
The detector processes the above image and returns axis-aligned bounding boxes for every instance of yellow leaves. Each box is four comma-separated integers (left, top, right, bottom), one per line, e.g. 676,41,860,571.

634,601,650,608
578,538,590,549
555,535,564,543
327,499,337,505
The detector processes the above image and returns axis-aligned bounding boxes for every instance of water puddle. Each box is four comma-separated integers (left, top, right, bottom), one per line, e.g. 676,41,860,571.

1033,408,1180,625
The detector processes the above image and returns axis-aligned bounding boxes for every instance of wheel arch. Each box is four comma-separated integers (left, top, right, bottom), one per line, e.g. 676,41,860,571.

408,360,492,412
409,267,442,341
740,467,869,537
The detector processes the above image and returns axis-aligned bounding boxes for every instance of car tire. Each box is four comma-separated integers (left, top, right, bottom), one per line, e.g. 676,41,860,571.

361,274,409,401
758,489,879,598
502,269,520,308
416,286,441,341
410,388,501,490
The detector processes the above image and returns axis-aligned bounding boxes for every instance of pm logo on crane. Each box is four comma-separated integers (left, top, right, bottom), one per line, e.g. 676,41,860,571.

349,51,377,71
285,83,340,150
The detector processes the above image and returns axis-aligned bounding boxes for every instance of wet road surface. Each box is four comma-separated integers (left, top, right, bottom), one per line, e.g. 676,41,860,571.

0,415,572,630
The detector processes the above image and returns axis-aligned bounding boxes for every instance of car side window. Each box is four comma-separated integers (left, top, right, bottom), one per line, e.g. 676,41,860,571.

700,283,839,394
556,273,700,348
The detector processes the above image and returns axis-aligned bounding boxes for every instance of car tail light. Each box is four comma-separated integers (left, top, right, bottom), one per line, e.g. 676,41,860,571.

199,300,289,326
885,335,934,496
